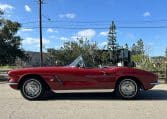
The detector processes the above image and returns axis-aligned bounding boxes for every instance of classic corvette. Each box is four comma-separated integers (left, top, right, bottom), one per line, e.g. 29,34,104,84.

8,55,159,100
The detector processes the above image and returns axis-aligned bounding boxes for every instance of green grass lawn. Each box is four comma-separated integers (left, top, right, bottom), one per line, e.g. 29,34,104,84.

0,66,18,70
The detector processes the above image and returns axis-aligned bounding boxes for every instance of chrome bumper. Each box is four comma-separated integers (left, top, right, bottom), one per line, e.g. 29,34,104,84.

7,82,19,85
150,81,160,85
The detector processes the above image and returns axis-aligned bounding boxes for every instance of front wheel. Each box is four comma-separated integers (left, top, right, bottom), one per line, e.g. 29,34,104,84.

115,79,139,99
20,78,45,100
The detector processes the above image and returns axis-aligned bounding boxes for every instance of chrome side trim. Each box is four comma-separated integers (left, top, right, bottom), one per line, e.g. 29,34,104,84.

8,82,19,85
52,89,114,93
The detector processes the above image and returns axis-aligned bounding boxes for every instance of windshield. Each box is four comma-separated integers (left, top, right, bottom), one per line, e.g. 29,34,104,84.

69,55,85,67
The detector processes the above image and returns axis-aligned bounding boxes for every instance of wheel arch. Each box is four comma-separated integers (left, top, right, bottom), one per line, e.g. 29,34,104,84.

115,76,144,90
18,74,50,90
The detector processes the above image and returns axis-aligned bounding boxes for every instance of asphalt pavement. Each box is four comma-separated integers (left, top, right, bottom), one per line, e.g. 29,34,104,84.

0,83,167,119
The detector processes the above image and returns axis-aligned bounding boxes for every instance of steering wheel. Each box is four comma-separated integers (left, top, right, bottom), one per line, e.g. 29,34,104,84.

77,62,85,68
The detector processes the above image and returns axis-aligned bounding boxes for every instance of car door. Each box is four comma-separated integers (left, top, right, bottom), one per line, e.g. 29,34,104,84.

81,67,115,89
56,67,114,90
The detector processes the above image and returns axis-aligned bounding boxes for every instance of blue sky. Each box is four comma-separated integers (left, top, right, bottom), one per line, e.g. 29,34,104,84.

0,0,167,56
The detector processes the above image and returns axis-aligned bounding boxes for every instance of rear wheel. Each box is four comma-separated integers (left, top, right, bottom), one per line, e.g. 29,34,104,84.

20,78,46,100
115,79,139,99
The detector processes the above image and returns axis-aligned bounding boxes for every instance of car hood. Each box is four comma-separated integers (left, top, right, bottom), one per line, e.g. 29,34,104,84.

8,66,70,76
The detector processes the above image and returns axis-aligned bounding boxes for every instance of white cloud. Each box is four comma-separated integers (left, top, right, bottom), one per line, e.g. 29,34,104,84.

77,29,96,40
59,13,76,19
143,12,151,17
21,28,33,32
59,37,69,41
98,41,107,48
24,5,31,12
99,31,108,36
47,28,54,32
0,3,14,11
22,37,50,46
55,29,96,43
47,28,58,33
6,14,11,17
71,36,78,41
0,3,14,12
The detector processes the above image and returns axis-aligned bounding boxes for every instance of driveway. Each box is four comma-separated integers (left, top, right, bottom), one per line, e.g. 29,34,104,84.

0,83,167,119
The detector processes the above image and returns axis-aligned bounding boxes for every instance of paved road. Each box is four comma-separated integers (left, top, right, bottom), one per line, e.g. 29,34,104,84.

0,83,167,119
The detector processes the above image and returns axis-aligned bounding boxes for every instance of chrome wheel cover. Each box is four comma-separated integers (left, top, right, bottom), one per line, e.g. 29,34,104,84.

23,79,42,99
119,79,137,98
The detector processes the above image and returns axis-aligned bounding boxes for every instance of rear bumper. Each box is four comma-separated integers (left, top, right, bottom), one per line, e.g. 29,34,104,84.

143,80,159,90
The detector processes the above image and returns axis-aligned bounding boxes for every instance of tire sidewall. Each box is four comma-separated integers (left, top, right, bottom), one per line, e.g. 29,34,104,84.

116,79,139,99
21,78,45,100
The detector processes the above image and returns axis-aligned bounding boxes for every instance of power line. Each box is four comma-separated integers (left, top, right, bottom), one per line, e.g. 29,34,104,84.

43,19,167,24
21,26,167,30
20,19,167,25
42,14,51,21
118,26,167,29
21,21,39,24
22,23,167,29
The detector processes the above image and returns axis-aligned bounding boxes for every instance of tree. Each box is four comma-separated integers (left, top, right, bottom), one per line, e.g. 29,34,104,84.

131,43,137,55
165,48,167,57
131,39,144,55
46,38,100,67
131,39,145,66
107,21,118,64
136,39,144,55
0,10,28,65
131,39,156,70
125,43,129,49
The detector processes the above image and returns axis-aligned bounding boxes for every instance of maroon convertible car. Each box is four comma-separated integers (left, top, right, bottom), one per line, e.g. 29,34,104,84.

8,55,159,100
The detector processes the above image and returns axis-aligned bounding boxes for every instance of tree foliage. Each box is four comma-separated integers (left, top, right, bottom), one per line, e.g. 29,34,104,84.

107,21,119,64
125,43,129,49
0,10,28,65
46,38,102,67
130,39,166,71
130,39,145,68
131,39,144,55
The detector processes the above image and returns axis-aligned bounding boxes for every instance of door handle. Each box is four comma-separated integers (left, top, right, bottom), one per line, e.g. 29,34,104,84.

101,71,106,75
101,71,112,76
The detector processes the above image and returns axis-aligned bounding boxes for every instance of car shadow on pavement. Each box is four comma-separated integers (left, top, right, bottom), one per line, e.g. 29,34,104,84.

42,89,167,101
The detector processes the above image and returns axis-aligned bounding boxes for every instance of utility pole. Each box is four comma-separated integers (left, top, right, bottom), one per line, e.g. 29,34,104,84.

39,0,43,66
165,62,167,83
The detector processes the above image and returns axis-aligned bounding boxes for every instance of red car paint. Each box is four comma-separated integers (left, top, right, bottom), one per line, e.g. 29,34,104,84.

8,66,158,91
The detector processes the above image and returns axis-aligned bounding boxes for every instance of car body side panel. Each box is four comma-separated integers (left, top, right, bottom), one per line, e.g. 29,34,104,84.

32,67,116,90
52,67,116,90
109,67,158,90
8,67,116,90
8,66,158,91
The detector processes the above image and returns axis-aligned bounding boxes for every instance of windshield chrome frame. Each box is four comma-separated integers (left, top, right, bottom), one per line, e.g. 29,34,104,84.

69,55,85,67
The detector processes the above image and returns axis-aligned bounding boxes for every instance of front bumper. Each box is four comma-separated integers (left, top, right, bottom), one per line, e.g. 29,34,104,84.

150,80,160,85
7,82,19,85
8,79,19,89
